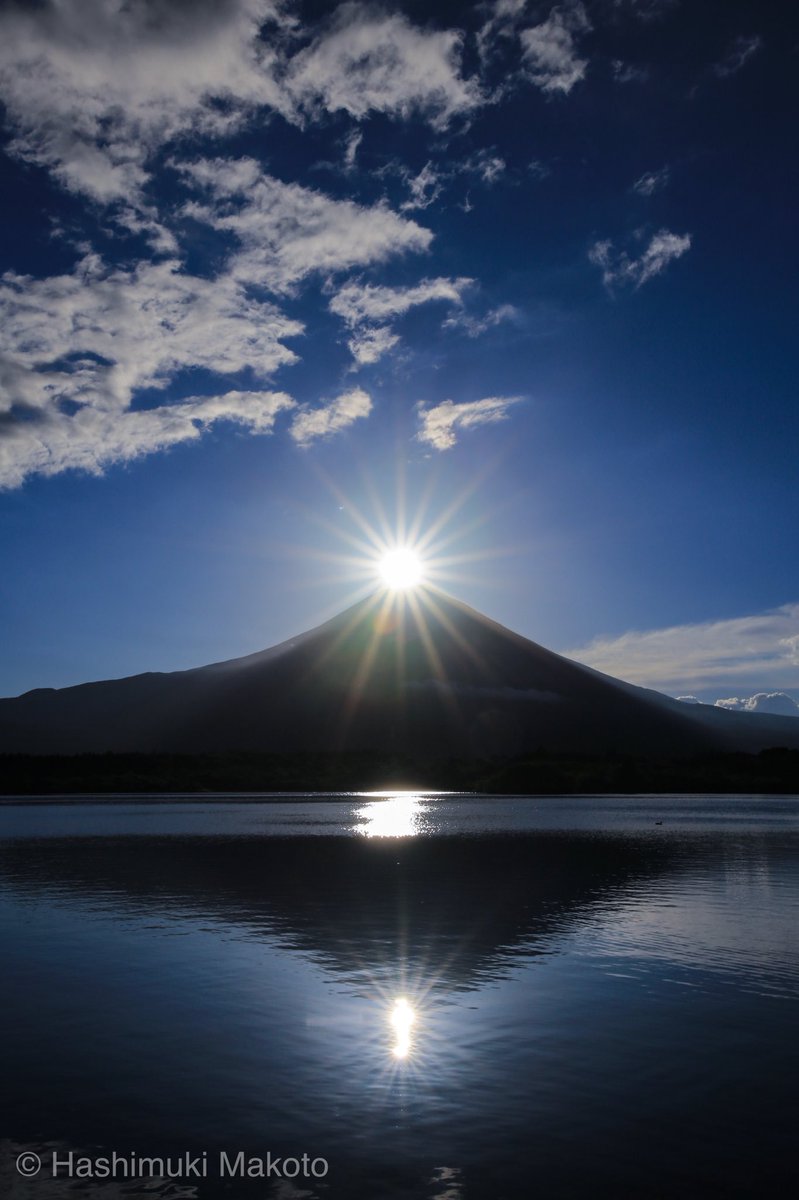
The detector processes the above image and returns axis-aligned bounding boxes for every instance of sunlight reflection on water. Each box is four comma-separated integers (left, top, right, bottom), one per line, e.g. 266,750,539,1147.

389,997,416,1059
355,793,424,838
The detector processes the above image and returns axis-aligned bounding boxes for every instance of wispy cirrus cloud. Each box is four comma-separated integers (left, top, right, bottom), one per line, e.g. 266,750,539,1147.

589,228,691,289
400,162,445,212
612,59,649,84
632,166,670,196
461,149,508,185
387,147,507,213
443,303,521,338
417,395,523,450
713,34,763,79
289,387,372,447
564,604,799,693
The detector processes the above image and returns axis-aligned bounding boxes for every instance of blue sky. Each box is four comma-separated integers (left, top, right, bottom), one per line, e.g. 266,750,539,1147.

0,0,797,707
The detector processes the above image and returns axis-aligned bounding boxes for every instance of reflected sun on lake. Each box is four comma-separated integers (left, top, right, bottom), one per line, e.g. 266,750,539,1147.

355,793,424,838
389,997,416,1059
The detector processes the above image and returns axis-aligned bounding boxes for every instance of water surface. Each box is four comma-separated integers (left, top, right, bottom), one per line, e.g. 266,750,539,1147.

1,794,797,1198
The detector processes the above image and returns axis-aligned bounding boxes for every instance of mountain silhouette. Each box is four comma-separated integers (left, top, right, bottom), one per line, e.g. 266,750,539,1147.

1,588,797,757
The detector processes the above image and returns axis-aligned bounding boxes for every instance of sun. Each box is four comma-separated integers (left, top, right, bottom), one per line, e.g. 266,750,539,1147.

378,547,424,590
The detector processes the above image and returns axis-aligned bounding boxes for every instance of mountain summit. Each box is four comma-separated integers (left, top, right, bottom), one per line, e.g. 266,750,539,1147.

1,589,797,758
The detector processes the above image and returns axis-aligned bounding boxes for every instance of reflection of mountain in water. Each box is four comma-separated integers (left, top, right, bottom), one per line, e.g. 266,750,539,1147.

3,822,797,1200
0,832,677,991
3,589,799,758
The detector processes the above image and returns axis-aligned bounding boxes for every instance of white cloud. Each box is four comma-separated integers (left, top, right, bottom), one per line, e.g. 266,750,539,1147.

589,228,691,289
461,150,507,185
477,0,528,63
0,1,483,215
385,147,506,215
290,387,372,447
0,0,290,206
564,604,799,693
180,157,433,293
519,4,591,95
714,34,763,79
345,326,400,367
715,693,799,718
675,696,702,705
400,162,445,212
0,253,301,488
417,396,523,450
330,276,472,364
0,154,435,481
443,302,521,337
342,128,362,172
287,3,481,129
632,166,670,196
0,389,295,490
330,277,472,327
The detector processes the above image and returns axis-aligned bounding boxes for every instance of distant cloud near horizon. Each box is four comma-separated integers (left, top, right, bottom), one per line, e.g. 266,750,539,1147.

714,692,799,717
565,603,799,694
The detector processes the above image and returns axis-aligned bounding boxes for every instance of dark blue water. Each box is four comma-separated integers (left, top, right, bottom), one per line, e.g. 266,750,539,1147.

1,794,798,1199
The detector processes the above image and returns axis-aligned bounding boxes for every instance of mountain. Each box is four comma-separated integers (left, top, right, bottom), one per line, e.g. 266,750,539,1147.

1,588,798,758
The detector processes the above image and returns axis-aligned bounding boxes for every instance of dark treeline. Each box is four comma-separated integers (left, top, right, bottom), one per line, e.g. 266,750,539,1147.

1,747,799,795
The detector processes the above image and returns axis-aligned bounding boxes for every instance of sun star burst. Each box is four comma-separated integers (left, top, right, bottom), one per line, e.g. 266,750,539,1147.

378,547,424,591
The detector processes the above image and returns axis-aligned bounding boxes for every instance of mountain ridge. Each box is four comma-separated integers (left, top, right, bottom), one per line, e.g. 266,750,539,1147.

2,588,798,759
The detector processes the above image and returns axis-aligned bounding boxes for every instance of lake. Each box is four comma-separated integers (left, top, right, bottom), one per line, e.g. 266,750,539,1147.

1,793,798,1198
